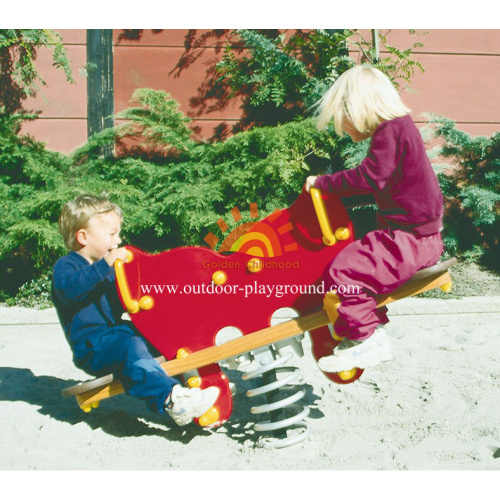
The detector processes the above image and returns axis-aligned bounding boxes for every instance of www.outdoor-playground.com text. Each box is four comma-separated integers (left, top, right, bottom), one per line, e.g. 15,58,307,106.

140,282,361,299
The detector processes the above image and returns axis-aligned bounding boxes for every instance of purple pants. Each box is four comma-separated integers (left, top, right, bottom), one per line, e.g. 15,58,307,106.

324,228,443,341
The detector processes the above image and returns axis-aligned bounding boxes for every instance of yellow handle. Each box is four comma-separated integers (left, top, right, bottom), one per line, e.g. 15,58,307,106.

310,187,337,246
114,249,154,314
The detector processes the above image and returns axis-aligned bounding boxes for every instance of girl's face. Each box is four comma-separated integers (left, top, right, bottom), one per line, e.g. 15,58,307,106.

76,211,122,263
343,119,370,143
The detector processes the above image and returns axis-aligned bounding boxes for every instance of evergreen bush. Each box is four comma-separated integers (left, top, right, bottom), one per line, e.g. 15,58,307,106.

0,89,348,302
429,115,500,269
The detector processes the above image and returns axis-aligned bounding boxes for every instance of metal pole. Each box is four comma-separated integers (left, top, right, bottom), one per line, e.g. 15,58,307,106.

371,29,380,63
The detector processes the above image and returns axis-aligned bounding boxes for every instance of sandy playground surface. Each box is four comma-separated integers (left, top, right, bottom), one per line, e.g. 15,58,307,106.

1,296,499,493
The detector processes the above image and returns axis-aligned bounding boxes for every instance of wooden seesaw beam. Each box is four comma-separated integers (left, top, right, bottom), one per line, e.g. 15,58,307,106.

63,259,456,410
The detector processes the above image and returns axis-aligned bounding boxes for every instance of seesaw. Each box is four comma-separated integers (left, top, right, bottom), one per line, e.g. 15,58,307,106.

62,188,455,447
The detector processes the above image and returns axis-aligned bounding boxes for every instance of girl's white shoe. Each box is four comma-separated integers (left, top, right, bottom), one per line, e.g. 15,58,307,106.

318,327,393,372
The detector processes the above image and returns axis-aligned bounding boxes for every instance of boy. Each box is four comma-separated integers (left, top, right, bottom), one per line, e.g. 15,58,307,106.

52,194,219,425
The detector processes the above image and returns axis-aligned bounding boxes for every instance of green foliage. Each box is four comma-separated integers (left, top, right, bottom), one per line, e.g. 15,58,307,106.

174,29,426,136
3,88,498,306
0,89,344,301
116,88,196,153
0,29,74,112
119,90,342,246
149,117,341,247
429,115,500,268
6,273,52,308
349,30,426,91
216,29,353,126
0,111,69,295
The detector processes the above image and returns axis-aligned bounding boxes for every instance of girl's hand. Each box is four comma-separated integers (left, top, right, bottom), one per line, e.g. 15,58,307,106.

305,176,318,192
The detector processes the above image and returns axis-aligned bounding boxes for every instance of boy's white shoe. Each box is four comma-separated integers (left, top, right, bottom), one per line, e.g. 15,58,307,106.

318,327,393,372
165,385,219,426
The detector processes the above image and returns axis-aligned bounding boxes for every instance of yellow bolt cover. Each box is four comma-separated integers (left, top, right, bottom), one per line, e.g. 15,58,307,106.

440,282,452,292
187,376,201,388
81,404,92,413
198,406,220,427
176,348,190,359
334,227,350,241
212,271,228,285
247,258,263,273
338,369,357,381
139,295,154,310
91,401,100,409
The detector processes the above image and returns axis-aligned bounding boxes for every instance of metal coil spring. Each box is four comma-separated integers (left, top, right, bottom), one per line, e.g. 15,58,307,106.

243,351,311,449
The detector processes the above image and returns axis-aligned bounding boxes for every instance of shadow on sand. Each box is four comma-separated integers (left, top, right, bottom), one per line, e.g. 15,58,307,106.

0,367,324,446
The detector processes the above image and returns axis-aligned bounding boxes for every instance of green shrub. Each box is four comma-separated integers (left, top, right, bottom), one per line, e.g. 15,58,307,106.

6,94,497,308
429,115,500,268
0,112,69,294
0,89,347,299
174,29,426,136
6,273,52,308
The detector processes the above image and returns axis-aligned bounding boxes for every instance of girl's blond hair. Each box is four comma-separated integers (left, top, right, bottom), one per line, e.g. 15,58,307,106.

316,64,411,136
59,194,123,250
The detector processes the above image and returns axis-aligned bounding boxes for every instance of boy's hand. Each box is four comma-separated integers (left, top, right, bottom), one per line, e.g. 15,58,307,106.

104,246,129,266
305,176,318,192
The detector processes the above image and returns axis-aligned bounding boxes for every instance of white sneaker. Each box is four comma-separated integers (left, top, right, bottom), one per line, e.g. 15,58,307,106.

318,327,393,372
165,385,219,426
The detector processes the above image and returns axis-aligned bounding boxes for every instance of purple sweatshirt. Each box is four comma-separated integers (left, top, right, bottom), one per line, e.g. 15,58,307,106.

314,114,443,237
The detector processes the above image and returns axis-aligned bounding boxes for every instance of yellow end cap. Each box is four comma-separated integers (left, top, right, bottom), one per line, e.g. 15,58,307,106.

212,271,228,285
187,376,201,388
81,404,92,413
322,236,337,246
125,249,134,263
198,406,220,427
91,401,100,409
176,348,190,359
334,227,350,241
440,282,452,293
338,369,357,381
332,330,344,342
247,258,263,273
139,295,154,310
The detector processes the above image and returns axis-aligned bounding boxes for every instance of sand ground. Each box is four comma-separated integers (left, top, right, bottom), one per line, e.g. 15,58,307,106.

1,297,499,475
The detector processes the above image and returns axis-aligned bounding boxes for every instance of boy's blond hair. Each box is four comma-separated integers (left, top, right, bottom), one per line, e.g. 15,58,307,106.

59,194,123,250
316,64,411,136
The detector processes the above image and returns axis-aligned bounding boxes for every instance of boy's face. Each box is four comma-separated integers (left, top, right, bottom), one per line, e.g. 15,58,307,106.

76,211,122,263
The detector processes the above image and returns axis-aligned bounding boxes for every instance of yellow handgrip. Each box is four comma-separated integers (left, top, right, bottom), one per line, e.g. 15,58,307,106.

310,188,337,246
114,249,153,314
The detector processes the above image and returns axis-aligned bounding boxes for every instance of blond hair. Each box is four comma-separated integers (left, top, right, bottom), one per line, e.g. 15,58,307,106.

316,64,411,136
59,194,123,250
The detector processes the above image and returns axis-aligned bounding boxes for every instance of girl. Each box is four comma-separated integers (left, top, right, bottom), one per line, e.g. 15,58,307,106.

305,64,444,372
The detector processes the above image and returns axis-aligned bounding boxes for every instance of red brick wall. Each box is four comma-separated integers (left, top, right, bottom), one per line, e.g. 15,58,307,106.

20,29,87,152
370,29,500,137
20,29,500,152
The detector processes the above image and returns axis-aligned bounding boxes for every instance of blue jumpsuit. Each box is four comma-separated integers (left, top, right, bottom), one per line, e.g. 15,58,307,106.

52,251,177,413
